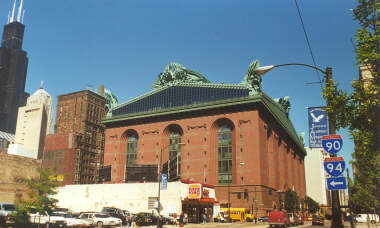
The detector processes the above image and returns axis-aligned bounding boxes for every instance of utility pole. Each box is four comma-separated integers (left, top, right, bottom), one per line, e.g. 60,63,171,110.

325,67,343,228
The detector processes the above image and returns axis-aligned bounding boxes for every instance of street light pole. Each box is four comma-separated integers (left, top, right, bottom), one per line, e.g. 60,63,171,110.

228,174,231,223
255,63,342,228
157,142,185,228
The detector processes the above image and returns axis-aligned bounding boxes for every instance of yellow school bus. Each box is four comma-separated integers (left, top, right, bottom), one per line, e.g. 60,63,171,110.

220,208,254,222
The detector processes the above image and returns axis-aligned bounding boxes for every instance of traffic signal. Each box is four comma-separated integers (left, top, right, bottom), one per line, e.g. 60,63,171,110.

244,189,248,199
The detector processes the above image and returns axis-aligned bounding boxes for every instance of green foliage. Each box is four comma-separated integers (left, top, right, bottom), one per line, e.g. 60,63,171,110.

303,196,320,214
12,168,60,224
284,189,299,213
322,0,380,214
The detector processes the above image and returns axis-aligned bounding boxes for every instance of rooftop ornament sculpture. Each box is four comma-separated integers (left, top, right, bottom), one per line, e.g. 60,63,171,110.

241,60,263,94
104,89,118,116
274,96,291,116
152,62,210,89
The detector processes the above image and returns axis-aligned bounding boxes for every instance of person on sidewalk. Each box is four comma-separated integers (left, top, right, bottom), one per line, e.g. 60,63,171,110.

131,214,137,228
202,213,207,224
179,212,184,227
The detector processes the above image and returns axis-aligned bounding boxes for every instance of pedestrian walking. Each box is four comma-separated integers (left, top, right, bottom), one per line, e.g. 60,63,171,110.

184,213,188,224
131,214,137,228
202,213,207,224
126,215,130,228
179,212,184,227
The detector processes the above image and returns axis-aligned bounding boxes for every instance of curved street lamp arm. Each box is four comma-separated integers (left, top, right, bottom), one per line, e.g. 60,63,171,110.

273,63,327,75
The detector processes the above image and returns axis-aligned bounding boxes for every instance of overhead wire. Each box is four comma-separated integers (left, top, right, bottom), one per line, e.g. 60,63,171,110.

293,0,323,87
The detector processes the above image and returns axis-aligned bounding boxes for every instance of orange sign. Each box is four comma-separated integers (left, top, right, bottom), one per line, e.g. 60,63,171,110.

188,184,202,199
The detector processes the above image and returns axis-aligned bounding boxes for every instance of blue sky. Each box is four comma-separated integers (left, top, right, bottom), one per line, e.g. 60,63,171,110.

1,0,358,174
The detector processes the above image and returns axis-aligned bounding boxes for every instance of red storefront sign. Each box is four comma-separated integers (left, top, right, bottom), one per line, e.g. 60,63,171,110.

188,183,202,199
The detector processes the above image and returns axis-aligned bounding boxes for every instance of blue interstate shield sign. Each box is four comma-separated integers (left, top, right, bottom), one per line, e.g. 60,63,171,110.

308,107,328,148
324,157,345,177
327,177,347,190
322,135,343,155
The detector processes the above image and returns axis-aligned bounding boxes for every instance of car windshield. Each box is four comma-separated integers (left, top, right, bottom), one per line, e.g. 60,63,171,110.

3,204,15,210
51,212,64,216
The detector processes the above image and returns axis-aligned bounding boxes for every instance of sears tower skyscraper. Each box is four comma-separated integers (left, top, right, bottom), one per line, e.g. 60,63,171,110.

0,0,29,133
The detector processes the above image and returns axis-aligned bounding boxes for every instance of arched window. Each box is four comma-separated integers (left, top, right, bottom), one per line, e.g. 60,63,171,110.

218,125,232,184
169,131,182,180
126,135,138,165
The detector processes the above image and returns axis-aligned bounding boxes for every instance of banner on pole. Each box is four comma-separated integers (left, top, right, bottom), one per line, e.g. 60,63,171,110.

161,173,167,190
308,107,328,148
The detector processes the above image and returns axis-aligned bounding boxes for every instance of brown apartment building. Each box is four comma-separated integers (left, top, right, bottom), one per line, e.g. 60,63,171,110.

102,63,307,215
43,87,106,185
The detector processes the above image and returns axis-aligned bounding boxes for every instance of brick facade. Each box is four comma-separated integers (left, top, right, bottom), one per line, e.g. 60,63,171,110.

104,107,306,215
43,89,106,184
0,154,40,203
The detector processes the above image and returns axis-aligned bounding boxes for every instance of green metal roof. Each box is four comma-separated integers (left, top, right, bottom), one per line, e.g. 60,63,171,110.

102,84,306,156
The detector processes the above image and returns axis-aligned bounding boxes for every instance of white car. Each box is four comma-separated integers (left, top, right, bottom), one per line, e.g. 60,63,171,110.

49,212,94,227
79,213,122,227
356,214,379,224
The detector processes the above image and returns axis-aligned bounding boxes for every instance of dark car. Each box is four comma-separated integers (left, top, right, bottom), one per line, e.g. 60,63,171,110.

136,212,159,226
259,216,269,222
312,215,324,226
101,207,127,224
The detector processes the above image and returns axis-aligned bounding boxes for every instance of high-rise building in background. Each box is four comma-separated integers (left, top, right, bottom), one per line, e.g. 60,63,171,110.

0,2,29,133
43,86,106,185
8,85,53,159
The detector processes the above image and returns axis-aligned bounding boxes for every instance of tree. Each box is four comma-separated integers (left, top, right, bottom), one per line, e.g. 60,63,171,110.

12,168,60,225
303,196,320,214
284,189,299,213
322,0,380,214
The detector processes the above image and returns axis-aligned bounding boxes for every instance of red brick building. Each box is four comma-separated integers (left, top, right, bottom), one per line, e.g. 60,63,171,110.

102,63,306,215
43,87,106,184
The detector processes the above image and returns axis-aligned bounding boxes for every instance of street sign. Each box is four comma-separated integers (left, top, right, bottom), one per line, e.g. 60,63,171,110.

308,107,328,148
322,135,343,154
324,157,345,177
161,173,167,190
327,177,347,190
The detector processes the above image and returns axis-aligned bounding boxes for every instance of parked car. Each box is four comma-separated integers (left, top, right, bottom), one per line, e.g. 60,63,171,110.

49,212,94,227
136,212,158,226
258,216,269,222
268,210,290,228
302,216,312,222
101,206,127,224
79,212,122,227
355,214,380,224
287,213,301,225
0,203,15,224
312,215,324,226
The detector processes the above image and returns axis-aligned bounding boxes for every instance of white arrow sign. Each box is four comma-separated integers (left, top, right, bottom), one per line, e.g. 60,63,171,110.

330,180,343,187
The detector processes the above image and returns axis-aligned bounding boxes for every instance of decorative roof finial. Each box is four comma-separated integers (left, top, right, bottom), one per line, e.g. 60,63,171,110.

17,0,24,22
10,0,16,23
40,80,44,89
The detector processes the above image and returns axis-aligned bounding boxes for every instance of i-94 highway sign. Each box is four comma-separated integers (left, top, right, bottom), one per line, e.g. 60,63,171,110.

324,157,345,177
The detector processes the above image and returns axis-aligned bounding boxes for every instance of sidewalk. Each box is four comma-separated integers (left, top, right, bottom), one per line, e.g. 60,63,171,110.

124,222,269,228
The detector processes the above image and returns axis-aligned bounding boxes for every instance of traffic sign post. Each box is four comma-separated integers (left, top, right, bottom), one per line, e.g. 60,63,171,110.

322,135,343,155
327,177,347,190
324,157,345,177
